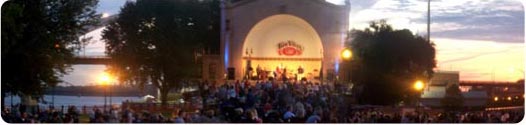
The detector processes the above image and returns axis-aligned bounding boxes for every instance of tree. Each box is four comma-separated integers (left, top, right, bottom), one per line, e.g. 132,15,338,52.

346,20,436,105
441,84,464,111
1,0,99,106
102,0,219,106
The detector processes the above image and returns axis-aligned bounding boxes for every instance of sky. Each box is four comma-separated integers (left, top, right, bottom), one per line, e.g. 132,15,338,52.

335,0,525,82
62,0,524,86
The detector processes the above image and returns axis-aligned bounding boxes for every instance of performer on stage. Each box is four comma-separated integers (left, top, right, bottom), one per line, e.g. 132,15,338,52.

256,65,262,80
275,64,283,79
250,66,254,79
281,66,288,82
297,65,304,81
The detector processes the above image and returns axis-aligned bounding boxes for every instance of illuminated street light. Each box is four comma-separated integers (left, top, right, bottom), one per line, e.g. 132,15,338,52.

507,96,512,101
341,49,353,60
98,72,114,111
340,48,353,83
494,97,499,101
413,80,425,111
98,72,113,85
413,80,425,91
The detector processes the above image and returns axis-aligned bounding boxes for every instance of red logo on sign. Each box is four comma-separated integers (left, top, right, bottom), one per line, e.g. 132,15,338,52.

278,40,303,56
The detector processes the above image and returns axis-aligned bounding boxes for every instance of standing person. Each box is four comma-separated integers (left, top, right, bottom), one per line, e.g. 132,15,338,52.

283,106,296,122
306,108,322,123
109,108,119,123
88,106,97,123
297,66,304,81
282,67,288,82
261,68,268,80
47,112,63,123
120,107,133,123
247,66,254,80
173,111,186,123
82,106,87,115
275,65,282,80
256,65,262,80
15,112,32,123
244,108,262,123
67,106,80,123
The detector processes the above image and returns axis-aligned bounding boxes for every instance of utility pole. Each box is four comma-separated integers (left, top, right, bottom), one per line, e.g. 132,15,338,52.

427,0,431,42
492,67,495,83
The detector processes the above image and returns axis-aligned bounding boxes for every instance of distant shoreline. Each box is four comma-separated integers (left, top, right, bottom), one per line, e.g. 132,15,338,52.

44,85,157,97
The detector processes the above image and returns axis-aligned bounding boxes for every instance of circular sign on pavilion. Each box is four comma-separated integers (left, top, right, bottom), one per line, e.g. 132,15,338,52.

277,40,304,56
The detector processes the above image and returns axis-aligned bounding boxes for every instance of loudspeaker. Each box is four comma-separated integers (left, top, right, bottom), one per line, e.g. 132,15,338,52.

227,67,235,80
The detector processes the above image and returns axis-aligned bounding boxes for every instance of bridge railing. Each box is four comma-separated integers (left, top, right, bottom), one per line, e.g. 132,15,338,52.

74,55,110,59
459,81,518,84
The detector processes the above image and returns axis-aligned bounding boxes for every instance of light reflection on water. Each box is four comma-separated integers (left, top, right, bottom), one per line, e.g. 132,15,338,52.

3,95,142,107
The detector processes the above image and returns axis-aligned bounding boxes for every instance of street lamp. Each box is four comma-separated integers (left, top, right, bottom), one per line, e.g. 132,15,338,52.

245,48,253,80
341,48,353,83
98,72,113,111
341,49,352,60
413,80,425,111
413,80,425,91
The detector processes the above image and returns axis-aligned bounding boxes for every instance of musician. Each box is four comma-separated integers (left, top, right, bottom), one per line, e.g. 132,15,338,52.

297,66,304,81
256,65,262,80
281,66,288,82
247,66,254,80
275,64,283,79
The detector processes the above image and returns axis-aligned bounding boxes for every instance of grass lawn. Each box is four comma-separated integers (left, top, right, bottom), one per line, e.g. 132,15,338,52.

79,114,90,123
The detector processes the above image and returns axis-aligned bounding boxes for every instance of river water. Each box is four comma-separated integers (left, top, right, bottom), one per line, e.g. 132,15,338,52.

3,95,143,107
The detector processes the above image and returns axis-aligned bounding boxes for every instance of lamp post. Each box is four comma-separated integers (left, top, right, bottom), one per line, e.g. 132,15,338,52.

245,48,253,80
413,80,425,111
52,86,55,107
320,49,323,85
98,72,113,111
109,81,112,110
341,48,353,83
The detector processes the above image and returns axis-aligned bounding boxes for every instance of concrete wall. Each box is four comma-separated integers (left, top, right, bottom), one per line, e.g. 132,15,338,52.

201,55,223,82
429,71,459,86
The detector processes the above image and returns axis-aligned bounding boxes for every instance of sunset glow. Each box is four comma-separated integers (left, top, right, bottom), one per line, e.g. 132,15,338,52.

434,38,524,82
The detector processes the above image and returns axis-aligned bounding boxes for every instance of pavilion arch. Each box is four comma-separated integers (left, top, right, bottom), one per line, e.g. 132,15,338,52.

219,0,350,80
241,14,324,79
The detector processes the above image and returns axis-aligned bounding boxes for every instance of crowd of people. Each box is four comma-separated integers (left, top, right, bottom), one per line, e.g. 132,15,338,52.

345,108,523,123
1,79,524,123
2,105,81,123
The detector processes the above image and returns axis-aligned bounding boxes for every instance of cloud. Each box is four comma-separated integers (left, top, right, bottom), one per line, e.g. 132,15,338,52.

349,0,524,43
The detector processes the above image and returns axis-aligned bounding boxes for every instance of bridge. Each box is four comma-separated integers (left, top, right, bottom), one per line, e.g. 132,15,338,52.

458,80,524,95
72,15,117,65
459,81,524,87
459,80,524,107
73,56,112,65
